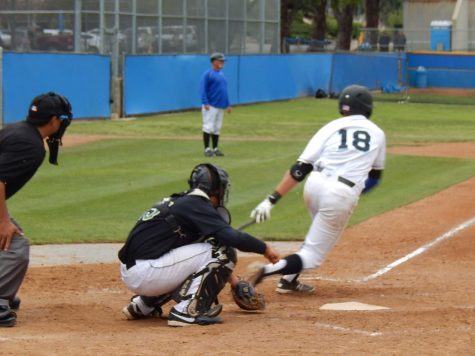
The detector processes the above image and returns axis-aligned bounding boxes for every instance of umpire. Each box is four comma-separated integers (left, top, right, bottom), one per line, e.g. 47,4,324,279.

0,92,72,327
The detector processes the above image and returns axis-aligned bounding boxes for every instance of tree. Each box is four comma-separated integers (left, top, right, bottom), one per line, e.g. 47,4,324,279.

281,0,292,52
380,0,403,27
312,0,327,41
331,0,360,50
365,0,379,48
281,0,315,52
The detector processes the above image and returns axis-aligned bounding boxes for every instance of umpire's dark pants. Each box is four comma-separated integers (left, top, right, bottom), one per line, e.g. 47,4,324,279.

0,234,29,307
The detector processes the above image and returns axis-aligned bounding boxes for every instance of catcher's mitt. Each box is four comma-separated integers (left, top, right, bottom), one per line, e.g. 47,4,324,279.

231,280,265,311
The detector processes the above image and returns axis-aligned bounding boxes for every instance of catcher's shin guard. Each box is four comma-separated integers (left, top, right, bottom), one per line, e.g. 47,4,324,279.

176,245,236,316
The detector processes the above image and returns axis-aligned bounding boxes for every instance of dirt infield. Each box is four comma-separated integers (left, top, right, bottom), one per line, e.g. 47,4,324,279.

408,87,475,98
388,142,475,159
2,143,474,355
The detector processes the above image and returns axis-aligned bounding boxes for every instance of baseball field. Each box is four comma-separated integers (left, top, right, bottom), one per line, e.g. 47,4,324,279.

3,96,475,354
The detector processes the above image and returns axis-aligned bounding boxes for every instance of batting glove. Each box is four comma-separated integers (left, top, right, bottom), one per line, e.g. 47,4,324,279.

250,198,273,223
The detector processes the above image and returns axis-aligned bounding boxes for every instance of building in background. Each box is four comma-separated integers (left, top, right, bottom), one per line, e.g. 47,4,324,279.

403,0,475,51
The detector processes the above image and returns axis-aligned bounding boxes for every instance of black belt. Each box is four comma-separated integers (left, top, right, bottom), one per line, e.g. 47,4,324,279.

316,166,355,188
337,176,355,188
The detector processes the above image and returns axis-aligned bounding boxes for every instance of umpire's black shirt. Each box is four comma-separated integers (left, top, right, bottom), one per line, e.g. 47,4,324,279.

119,190,267,264
0,122,45,199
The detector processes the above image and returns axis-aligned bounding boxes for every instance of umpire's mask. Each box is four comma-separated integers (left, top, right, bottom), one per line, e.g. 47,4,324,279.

27,92,73,165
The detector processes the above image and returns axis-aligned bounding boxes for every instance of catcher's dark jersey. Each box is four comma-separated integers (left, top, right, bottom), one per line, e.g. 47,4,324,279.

118,192,266,265
0,122,45,199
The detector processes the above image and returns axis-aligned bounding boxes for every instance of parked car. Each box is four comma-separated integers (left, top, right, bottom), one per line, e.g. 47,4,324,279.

0,29,12,49
161,25,198,51
139,26,158,53
33,29,73,51
82,28,126,53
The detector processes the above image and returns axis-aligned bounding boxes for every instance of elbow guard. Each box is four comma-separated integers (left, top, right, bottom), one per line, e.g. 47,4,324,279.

290,161,313,182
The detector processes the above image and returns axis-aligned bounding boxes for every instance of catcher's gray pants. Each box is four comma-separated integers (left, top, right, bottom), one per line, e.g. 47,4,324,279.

0,234,30,307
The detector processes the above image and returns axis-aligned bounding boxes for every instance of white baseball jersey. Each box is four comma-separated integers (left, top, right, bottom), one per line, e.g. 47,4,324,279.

299,114,386,191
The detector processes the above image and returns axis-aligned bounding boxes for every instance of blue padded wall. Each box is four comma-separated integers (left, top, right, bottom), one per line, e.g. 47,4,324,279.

330,53,403,94
3,53,110,123
407,53,475,88
124,55,239,116
238,54,333,104
123,52,402,116
124,54,332,115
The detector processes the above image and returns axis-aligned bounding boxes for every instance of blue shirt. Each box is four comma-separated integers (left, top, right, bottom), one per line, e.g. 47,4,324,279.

200,68,230,109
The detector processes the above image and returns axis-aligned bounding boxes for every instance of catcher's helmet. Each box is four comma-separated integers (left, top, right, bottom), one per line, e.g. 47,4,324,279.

27,92,73,126
188,163,230,206
338,85,373,118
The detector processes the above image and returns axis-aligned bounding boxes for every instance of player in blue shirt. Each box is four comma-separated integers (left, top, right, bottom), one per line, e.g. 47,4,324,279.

200,53,231,157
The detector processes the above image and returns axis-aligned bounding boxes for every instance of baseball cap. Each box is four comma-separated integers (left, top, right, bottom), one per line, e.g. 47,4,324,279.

210,52,226,62
27,92,73,126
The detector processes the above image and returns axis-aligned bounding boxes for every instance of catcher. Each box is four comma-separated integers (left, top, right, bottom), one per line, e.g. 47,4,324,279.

118,163,278,327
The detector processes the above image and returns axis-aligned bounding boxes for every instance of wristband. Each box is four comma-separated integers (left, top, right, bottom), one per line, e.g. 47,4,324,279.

268,191,282,205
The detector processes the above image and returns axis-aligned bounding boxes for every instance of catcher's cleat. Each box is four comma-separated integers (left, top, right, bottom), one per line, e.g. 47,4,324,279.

245,262,266,287
276,277,315,294
9,296,21,311
167,307,223,327
0,305,16,327
122,301,163,320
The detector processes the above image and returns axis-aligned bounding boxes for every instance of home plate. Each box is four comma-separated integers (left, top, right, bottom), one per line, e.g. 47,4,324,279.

320,301,390,311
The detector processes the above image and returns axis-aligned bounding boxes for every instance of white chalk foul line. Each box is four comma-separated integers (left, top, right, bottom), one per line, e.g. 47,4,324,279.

315,322,382,337
361,216,475,282
302,216,475,283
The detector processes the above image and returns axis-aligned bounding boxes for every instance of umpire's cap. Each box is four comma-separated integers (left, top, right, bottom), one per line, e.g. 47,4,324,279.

210,52,226,62
27,92,73,126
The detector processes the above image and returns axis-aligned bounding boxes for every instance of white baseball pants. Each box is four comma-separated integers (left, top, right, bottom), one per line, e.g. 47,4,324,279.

120,242,213,297
202,105,224,134
296,171,360,269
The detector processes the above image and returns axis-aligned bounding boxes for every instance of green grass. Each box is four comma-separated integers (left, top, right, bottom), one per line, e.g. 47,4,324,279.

375,92,475,106
8,98,475,244
72,97,475,144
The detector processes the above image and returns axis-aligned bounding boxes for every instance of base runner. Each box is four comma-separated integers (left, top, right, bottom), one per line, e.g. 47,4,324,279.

248,85,386,293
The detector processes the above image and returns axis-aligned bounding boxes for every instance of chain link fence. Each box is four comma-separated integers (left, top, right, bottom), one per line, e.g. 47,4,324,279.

0,0,280,76
357,28,475,53
283,27,475,54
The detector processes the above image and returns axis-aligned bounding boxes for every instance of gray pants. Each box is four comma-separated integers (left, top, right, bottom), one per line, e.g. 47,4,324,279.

0,234,29,307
